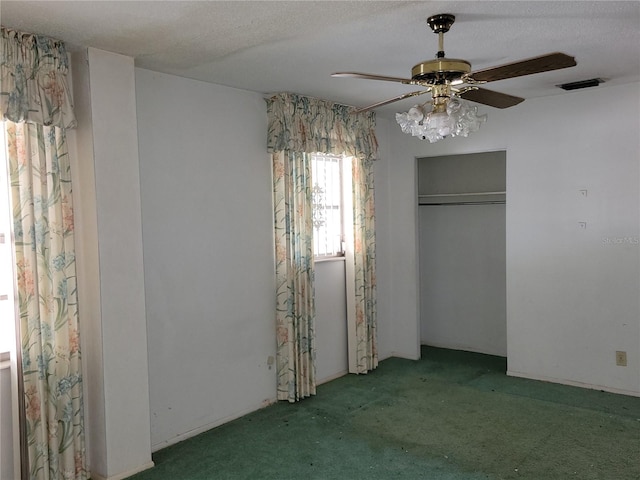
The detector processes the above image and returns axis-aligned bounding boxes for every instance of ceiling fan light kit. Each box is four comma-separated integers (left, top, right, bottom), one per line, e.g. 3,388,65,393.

332,13,577,143
396,96,487,143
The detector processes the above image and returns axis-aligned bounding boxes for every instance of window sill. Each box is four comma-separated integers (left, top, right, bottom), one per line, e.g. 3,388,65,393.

0,350,10,370
314,255,346,263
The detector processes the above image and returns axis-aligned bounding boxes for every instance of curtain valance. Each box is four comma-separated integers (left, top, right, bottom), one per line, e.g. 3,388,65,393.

266,93,378,161
1,26,76,128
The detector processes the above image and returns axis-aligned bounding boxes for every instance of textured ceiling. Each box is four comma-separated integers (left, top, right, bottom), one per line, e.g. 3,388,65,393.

1,1,639,116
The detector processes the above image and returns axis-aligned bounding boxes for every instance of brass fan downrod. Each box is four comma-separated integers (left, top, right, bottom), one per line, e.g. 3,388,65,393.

426,13,455,58
412,13,471,83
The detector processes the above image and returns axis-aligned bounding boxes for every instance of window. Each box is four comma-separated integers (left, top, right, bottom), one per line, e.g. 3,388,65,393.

0,126,17,355
311,153,346,257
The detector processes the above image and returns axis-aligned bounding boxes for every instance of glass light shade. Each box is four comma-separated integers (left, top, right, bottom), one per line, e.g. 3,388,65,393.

406,106,424,122
428,111,452,137
395,96,487,143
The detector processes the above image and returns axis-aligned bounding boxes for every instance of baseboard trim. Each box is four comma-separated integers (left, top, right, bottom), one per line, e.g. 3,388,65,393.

90,461,154,480
390,350,420,361
317,370,348,385
507,370,640,398
421,342,506,358
151,398,277,452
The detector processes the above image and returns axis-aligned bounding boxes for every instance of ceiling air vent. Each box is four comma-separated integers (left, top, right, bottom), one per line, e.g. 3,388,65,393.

557,78,604,91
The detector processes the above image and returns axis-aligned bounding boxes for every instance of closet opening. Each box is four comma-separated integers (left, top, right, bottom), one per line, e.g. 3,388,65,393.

417,151,507,359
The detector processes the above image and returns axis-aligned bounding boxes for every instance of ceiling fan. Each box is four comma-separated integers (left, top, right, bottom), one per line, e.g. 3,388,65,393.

332,13,577,114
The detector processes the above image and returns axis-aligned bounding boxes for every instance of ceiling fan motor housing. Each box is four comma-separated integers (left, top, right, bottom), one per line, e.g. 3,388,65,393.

411,58,471,83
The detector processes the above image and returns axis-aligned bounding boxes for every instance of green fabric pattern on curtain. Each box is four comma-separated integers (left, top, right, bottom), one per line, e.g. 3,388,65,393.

1,27,76,128
273,150,316,402
266,92,377,161
7,120,87,480
2,26,85,480
352,156,378,373
267,92,379,395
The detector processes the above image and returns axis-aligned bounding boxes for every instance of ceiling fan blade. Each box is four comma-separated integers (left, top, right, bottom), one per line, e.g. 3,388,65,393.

332,72,414,85
354,90,432,113
459,88,524,109
468,52,577,83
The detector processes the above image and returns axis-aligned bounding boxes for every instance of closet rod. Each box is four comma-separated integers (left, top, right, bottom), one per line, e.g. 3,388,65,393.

418,191,506,198
419,201,505,206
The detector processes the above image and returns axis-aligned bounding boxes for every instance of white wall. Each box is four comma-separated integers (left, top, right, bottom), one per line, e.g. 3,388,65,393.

135,69,278,450
380,82,640,395
70,48,153,480
315,260,349,382
68,50,105,478
0,362,14,480
505,83,639,395
373,115,414,361
419,204,507,356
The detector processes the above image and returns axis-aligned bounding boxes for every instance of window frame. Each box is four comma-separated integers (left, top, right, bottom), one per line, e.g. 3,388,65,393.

311,153,347,259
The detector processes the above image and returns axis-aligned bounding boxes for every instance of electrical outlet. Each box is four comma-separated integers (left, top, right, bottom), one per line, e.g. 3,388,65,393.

615,351,627,367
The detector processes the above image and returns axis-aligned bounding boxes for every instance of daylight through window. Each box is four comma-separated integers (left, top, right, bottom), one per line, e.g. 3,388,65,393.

311,153,345,257
0,126,17,354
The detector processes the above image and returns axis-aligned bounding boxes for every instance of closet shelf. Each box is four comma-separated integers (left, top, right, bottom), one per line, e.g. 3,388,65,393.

418,191,506,206
419,191,506,197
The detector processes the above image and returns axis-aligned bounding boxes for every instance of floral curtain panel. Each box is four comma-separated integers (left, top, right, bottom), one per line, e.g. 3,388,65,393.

352,157,378,373
1,27,76,128
2,27,85,480
273,150,316,402
7,121,86,480
266,92,377,161
267,93,379,400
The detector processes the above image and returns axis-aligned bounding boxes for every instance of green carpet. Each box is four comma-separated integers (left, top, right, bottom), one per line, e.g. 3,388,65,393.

128,347,640,479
